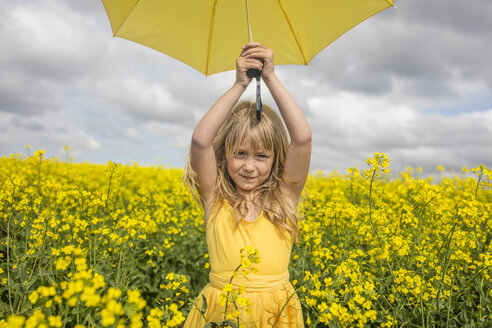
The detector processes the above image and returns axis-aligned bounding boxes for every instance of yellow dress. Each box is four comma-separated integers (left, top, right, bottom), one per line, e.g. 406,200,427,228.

184,201,304,327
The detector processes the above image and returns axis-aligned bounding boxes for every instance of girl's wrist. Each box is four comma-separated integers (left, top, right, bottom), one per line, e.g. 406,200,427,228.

233,81,249,91
262,71,278,85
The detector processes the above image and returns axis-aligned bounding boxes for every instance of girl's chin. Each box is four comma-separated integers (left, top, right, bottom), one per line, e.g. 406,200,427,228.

236,185,256,194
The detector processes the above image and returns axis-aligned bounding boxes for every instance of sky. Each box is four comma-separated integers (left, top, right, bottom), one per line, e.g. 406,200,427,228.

1,0,491,174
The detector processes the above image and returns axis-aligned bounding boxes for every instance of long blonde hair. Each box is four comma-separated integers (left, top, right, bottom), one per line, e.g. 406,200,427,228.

184,101,299,240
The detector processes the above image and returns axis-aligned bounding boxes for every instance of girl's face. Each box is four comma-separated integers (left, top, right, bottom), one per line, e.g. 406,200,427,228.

227,135,274,197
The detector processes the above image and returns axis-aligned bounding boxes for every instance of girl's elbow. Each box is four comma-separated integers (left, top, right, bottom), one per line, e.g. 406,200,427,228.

295,130,312,146
191,131,209,149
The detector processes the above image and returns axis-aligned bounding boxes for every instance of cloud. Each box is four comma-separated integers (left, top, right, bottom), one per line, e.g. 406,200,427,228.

1,0,491,174
292,0,492,109
308,92,492,172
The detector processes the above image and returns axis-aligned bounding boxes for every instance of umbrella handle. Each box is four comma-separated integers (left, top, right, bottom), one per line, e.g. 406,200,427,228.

247,68,261,79
247,69,262,120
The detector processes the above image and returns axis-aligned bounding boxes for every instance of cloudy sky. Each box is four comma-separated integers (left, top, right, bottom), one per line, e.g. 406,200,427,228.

1,0,491,174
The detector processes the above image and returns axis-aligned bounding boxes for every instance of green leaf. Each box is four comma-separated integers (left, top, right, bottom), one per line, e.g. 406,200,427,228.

123,303,137,318
0,300,12,313
224,320,239,328
200,294,208,314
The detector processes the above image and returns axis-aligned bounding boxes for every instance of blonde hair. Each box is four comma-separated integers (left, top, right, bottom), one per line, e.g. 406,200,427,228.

184,101,299,241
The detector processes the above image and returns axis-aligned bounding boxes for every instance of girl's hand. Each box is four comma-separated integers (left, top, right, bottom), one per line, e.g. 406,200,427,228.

241,42,275,82
235,54,263,88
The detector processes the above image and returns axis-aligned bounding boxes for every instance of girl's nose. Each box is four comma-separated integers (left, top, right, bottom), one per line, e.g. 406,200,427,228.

243,158,255,171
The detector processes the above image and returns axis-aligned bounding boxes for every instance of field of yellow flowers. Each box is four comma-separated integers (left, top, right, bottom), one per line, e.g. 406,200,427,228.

0,151,491,327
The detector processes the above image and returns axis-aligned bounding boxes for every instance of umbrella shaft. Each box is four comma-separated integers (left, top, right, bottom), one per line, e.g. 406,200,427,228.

246,0,253,41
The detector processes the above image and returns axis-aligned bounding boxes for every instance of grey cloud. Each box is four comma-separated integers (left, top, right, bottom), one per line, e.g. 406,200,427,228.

398,0,492,36
294,0,492,108
0,73,62,114
95,78,192,124
1,0,491,175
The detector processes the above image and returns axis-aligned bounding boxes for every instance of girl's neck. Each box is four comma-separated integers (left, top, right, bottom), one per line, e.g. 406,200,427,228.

243,200,263,221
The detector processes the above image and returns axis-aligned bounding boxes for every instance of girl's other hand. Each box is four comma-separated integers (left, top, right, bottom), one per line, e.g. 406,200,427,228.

241,42,275,82
235,54,263,88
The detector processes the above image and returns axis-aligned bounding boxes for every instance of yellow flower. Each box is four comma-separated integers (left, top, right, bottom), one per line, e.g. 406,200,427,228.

68,296,78,307
101,309,116,327
218,293,227,306
92,273,105,289
236,296,250,307
7,315,25,328
34,149,46,157
29,291,39,304
130,313,143,328
48,316,62,328
107,287,122,299
127,289,146,310
223,284,233,293
106,299,124,315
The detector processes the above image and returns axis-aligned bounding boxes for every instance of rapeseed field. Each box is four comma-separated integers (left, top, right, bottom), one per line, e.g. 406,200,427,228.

0,151,490,327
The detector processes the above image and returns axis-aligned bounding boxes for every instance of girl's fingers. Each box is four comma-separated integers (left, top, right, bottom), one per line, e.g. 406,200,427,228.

242,41,266,50
242,48,273,63
238,56,263,66
241,43,270,56
236,57,263,71
241,47,267,57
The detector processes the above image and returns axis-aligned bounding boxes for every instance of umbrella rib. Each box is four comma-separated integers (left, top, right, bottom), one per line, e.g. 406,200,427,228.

114,0,141,36
206,0,219,76
277,0,307,65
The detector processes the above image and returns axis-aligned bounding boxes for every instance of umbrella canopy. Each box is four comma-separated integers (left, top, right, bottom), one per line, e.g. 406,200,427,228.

102,0,394,76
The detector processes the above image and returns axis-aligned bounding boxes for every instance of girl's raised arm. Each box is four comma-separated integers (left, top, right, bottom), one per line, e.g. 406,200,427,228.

190,55,263,212
242,42,312,205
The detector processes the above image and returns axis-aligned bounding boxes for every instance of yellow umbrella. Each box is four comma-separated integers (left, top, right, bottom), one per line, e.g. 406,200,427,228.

102,0,394,76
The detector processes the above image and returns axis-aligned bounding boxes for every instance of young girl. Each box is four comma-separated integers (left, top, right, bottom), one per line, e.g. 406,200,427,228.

183,42,311,327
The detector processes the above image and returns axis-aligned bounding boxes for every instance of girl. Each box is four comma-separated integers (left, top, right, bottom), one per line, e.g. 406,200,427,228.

183,42,311,327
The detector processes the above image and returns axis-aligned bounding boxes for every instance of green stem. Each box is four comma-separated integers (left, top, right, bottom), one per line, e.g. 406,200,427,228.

446,277,454,327
116,249,122,287
37,156,42,194
106,164,115,209
474,167,483,200
416,196,436,246
419,263,425,327
272,285,304,327
367,171,393,278
368,170,382,247
334,210,340,246
7,204,13,314
6,178,16,314
112,170,126,211
452,265,490,300
222,264,242,324
350,174,354,203
435,223,456,311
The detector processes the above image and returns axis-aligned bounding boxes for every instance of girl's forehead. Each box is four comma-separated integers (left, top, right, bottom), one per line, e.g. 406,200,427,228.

230,133,272,153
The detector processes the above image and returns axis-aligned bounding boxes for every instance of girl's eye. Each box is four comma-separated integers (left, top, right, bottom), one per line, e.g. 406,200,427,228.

257,154,268,159
236,151,246,157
